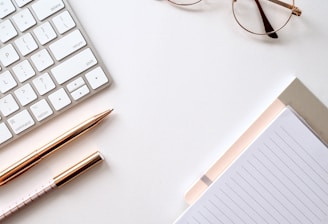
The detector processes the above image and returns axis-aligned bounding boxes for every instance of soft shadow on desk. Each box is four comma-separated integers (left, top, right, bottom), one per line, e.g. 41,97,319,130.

292,15,325,42
244,13,317,45
156,0,225,12
156,0,307,45
231,16,303,44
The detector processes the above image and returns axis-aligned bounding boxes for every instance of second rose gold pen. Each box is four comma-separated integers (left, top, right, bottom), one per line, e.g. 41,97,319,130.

0,109,113,186
0,151,104,221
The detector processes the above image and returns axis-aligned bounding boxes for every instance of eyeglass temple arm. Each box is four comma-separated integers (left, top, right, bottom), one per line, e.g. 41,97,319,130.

267,0,302,16
254,0,278,38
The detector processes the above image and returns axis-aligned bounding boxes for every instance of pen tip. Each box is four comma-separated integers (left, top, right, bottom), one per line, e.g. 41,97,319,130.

105,108,114,117
98,109,113,120
88,109,113,126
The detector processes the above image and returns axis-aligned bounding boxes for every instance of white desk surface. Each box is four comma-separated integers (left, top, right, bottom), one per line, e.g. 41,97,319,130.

1,0,328,223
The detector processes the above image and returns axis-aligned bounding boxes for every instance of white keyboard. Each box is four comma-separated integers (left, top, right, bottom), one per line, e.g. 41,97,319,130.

0,0,112,148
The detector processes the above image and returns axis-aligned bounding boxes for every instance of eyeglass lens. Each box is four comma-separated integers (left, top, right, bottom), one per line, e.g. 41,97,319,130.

167,0,202,5
167,0,295,37
232,0,294,35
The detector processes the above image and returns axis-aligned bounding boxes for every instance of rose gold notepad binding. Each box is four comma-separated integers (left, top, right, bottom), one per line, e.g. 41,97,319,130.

185,77,328,204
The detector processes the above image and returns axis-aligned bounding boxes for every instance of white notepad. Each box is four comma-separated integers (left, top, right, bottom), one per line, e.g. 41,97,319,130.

174,107,328,224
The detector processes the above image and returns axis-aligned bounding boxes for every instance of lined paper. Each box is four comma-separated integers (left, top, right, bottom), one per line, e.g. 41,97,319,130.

175,108,328,224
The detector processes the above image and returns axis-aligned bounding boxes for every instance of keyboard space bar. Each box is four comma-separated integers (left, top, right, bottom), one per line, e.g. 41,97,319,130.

51,48,97,84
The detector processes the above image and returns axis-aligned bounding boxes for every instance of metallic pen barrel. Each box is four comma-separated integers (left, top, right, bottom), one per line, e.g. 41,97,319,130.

0,109,112,186
54,151,104,187
0,151,104,221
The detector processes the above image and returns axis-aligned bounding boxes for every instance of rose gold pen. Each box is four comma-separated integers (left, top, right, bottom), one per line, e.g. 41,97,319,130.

0,109,113,186
0,151,104,221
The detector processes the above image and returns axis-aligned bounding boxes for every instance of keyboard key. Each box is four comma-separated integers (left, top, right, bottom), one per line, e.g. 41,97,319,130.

0,20,17,43
7,109,35,134
0,44,20,67
85,67,109,90
12,8,36,32
52,11,75,34
49,29,86,61
51,48,97,84
0,70,17,93
33,21,57,45
0,94,19,116
31,49,54,72
12,60,36,82
0,0,15,19
0,0,112,148
14,83,37,106
0,122,12,144
14,33,38,56
32,72,56,95
14,0,33,7
48,88,71,111
71,85,89,101
31,0,64,21
30,99,53,121
67,77,85,92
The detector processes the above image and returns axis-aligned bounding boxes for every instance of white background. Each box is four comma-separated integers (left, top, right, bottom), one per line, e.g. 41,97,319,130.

1,0,328,223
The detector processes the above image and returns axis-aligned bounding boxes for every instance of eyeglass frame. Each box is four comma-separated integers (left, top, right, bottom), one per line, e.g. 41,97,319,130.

166,0,302,38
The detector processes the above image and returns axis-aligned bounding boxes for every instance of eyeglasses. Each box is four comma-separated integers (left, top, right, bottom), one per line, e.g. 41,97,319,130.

166,0,302,39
